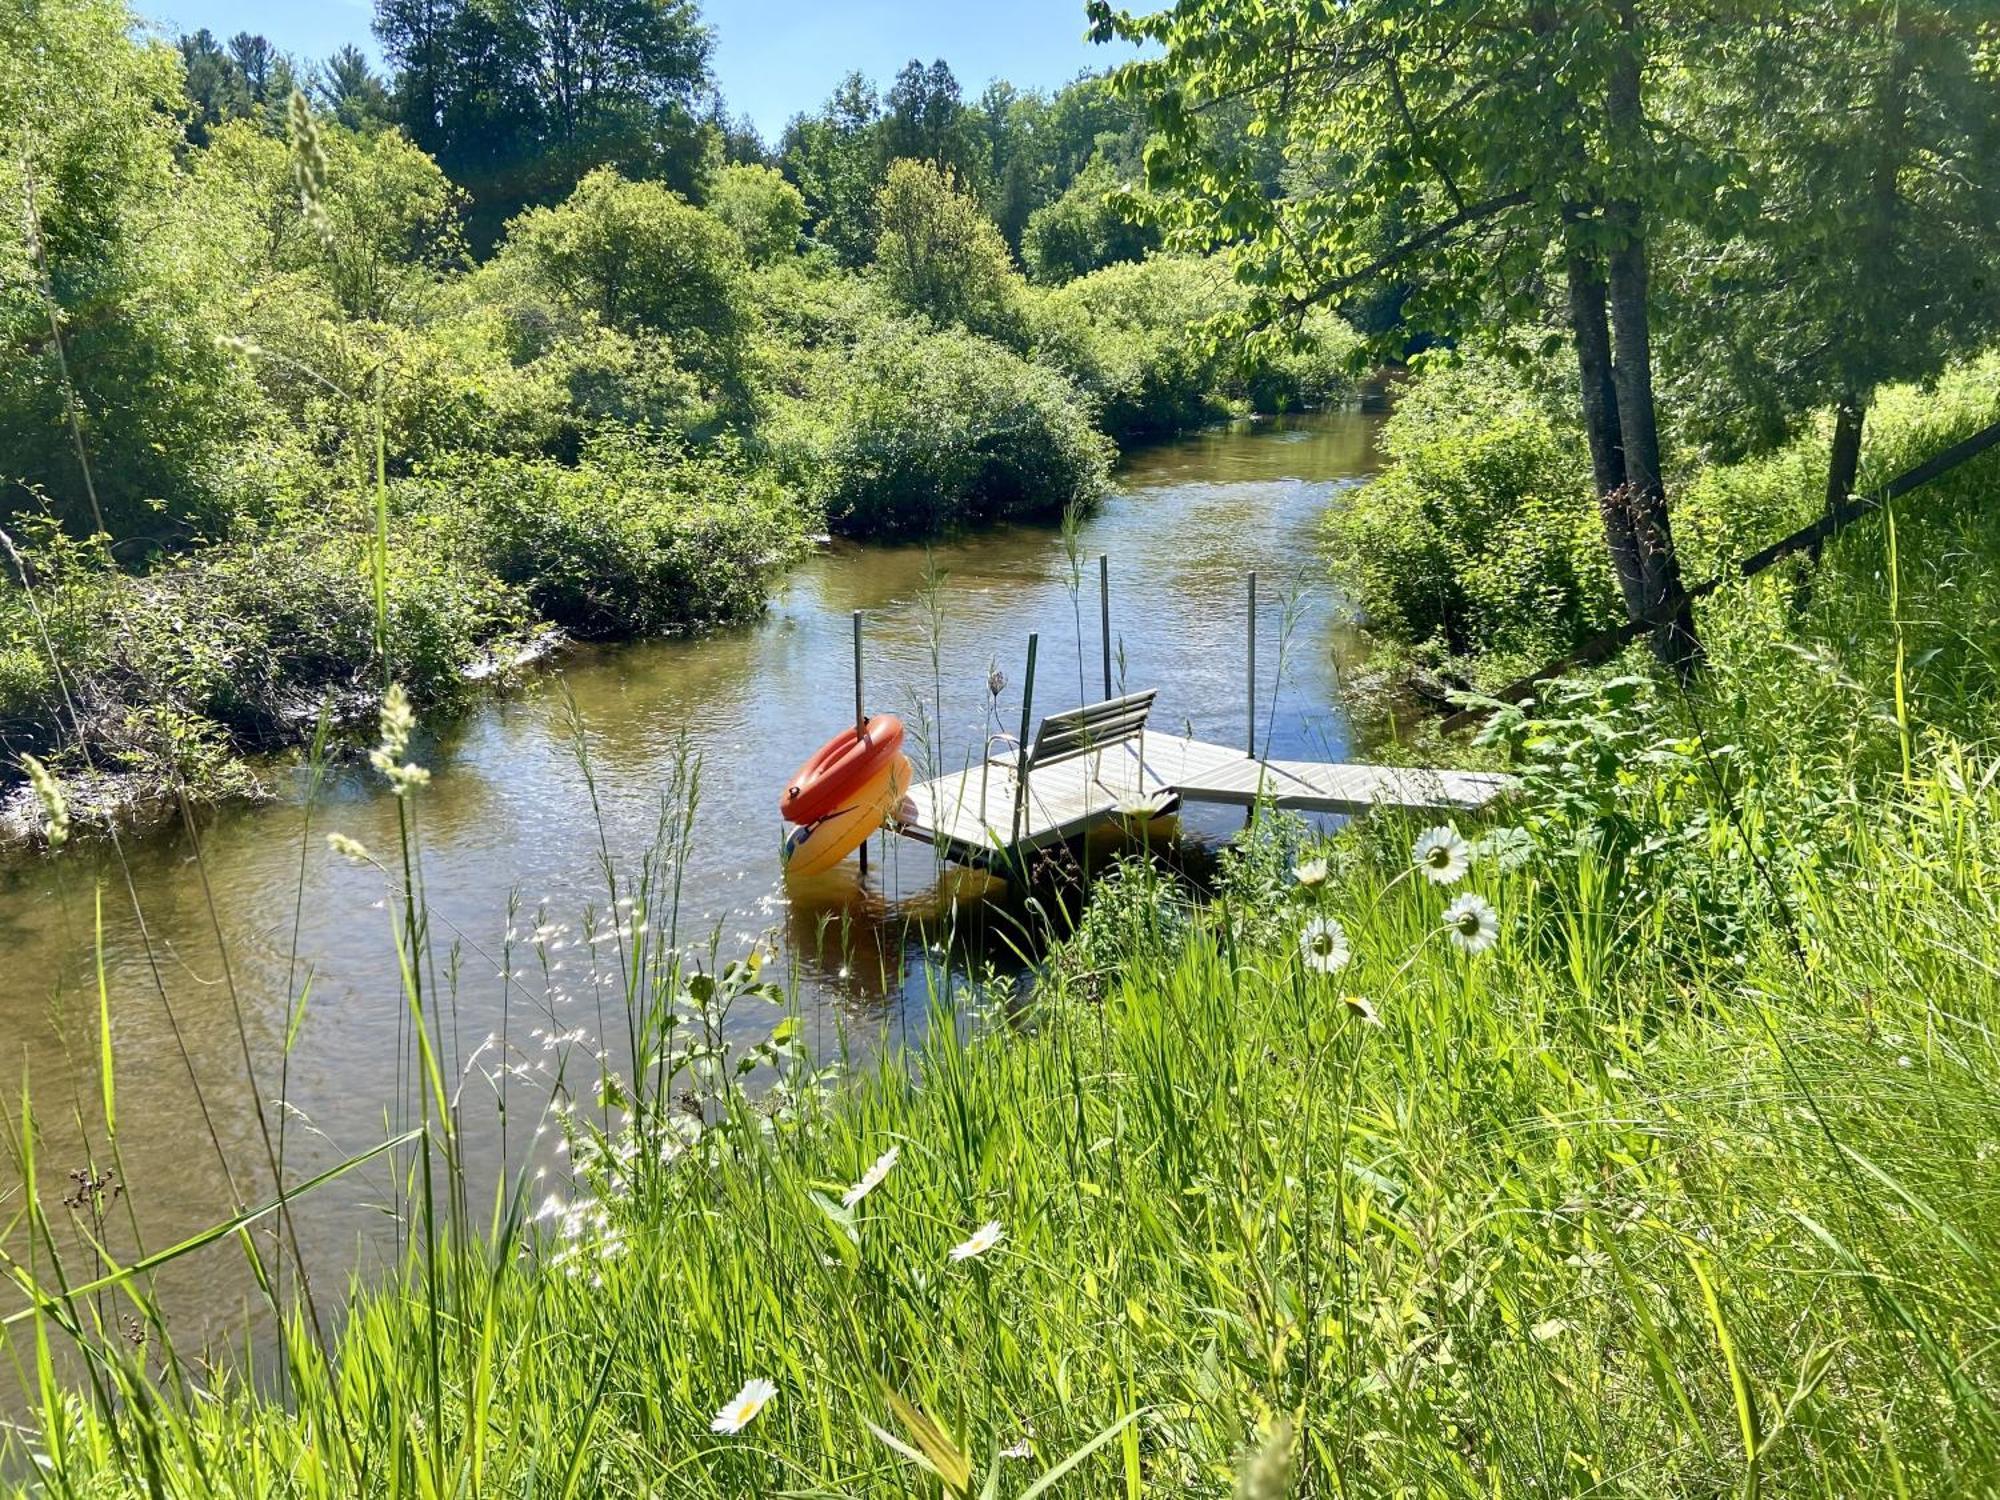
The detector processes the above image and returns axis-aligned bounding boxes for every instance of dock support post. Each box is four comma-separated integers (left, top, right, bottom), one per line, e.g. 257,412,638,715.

1099,553,1112,700
853,609,868,877
1246,571,1257,759
1012,633,1038,852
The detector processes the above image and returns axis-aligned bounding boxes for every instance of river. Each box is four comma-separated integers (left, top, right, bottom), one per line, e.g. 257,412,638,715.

0,408,1381,1359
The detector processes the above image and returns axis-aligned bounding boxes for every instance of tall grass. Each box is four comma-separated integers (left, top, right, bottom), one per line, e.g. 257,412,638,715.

10,612,2000,1494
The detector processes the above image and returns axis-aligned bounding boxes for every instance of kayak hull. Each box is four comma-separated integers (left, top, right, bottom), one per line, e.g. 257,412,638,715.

783,754,911,879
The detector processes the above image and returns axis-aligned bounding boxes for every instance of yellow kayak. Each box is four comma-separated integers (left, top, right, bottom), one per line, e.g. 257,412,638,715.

782,754,911,879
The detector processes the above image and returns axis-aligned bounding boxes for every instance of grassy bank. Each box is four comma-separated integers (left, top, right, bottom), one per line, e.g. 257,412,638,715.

12,428,2000,1490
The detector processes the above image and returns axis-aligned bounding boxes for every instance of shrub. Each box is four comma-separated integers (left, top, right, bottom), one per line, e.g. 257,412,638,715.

0,518,516,793
708,163,806,265
1020,158,1158,285
871,160,1027,346
414,438,804,637
500,168,750,395
779,322,1111,538
1323,356,1614,680
1034,256,1361,442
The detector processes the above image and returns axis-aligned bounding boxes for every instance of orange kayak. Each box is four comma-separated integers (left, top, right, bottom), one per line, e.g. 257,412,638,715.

780,715,905,825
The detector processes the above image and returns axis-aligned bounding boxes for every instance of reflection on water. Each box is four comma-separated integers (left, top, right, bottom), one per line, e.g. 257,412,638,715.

0,409,1381,1355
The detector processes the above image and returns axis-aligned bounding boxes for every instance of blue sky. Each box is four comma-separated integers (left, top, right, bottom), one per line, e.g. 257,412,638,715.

135,0,1144,140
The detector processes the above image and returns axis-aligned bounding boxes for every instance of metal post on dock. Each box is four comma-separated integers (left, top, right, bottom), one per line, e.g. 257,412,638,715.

1099,554,1112,701
853,609,868,876
1012,633,1038,850
1246,570,1257,759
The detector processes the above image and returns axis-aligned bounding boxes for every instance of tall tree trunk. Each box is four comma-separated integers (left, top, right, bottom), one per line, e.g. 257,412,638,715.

1604,0,1701,676
1563,209,1648,623
1796,393,1863,608
1824,395,1866,521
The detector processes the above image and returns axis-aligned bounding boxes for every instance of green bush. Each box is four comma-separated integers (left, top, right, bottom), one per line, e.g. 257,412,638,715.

413,437,803,637
500,168,751,398
707,163,807,266
1328,348,2000,698
1034,256,1360,442
0,518,516,793
1020,158,1158,285
1323,356,1614,680
778,322,1112,538
871,159,1028,347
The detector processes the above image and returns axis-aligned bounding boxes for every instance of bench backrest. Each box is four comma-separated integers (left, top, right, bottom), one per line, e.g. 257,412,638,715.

1023,689,1158,772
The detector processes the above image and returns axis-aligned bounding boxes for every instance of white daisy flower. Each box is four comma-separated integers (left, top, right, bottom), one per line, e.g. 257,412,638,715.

710,1377,777,1435
1341,993,1382,1026
841,1145,900,1209
1293,858,1329,889
949,1220,1005,1262
1413,825,1471,885
1299,916,1350,974
1443,893,1499,954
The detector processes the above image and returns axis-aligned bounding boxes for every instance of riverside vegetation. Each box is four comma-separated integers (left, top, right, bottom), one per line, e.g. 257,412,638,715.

8,0,2000,1496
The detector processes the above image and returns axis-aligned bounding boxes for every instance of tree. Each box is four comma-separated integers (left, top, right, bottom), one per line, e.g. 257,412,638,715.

502,167,748,390
178,29,252,143
318,45,395,133
1657,3,2000,517
708,163,805,264
1093,0,1714,672
2,0,251,544
779,72,882,265
872,158,1024,343
375,0,715,249
882,59,977,183
229,32,279,100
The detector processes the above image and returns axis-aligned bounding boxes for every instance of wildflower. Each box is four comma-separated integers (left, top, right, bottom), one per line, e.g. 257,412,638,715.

1293,858,1329,889
1341,993,1381,1027
841,1145,900,1209
949,1220,1004,1262
1298,916,1350,974
326,832,370,862
1443,893,1499,954
20,754,67,848
710,1377,777,1435
1413,825,1471,885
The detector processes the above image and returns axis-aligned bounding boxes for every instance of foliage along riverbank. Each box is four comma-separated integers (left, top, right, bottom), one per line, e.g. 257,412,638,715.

13,458,2000,1492
1325,349,2000,713
0,0,1361,837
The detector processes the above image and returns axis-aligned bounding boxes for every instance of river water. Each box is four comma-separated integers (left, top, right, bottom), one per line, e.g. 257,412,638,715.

0,408,1381,1356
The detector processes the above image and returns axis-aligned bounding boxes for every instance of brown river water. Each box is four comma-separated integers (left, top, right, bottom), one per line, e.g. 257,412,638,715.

0,409,1382,1368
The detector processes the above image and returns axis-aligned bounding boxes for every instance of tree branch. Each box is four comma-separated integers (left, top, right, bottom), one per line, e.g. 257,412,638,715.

1278,188,1533,315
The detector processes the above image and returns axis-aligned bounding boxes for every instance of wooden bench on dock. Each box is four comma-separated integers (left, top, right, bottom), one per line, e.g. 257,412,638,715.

896,690,1513,870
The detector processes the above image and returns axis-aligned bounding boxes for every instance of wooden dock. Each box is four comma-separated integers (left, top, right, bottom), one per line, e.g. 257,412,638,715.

896,729,1512,869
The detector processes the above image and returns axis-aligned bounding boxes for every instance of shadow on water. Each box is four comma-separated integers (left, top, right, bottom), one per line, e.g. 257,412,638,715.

0,408,1383,1371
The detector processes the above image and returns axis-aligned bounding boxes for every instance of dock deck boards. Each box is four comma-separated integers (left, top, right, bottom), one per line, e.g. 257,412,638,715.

897,732,1512,867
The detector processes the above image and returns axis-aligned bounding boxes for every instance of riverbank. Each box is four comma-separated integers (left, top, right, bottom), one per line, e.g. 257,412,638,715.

18,513,2000,1490
1322,351,2000,707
